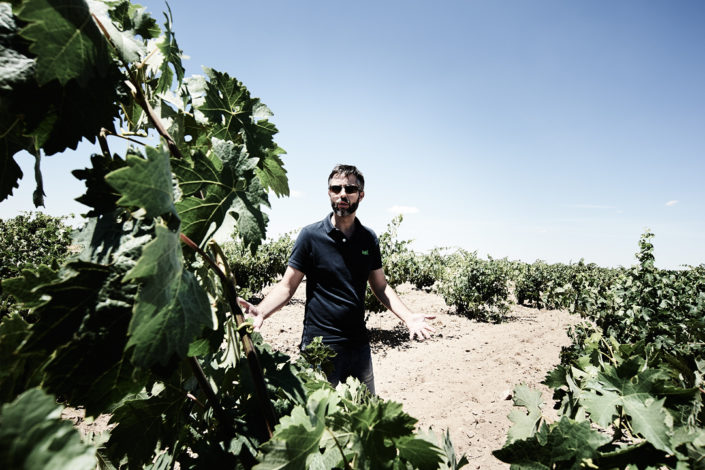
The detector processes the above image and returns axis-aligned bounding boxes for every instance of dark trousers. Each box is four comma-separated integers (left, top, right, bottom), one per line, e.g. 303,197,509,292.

325,342,375,395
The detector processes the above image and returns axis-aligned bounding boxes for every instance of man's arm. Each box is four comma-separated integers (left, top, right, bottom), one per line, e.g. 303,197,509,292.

238,266,305,331
368,268,435,340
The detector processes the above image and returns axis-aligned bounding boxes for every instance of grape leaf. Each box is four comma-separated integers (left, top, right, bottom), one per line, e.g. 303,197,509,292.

0,3,35,91
15,0,112,86
256,414,326,470
579,389,621,428
106,387,186,467
175,138,268,248
200,68,264,147
19,261,112,353
124,225,212,367
395,435,444,470
255,149,289,197
105,145,177,220
199,67,288,195
0,388,97,470
493,417,611,469
88,0,144,63
0,134,26,203
0,3,32,202
106,0,160,40
72,152,127,217
230,173,269,250
346,399,418,467
1,264,60,309
154,4,183,94
10,259,143,414
5,0,122,148
623,397,674,454
4,215,157,414
256,391,334,470
506,385,545,444
2,1,122,204
580,365,674,453
157,94,208,157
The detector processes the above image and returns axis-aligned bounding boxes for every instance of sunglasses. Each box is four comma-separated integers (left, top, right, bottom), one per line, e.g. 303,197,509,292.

329,184,360,194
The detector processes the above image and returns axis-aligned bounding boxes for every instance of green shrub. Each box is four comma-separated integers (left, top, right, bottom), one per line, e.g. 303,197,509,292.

222,231,295,300
0,212,72,318
408,248,446,290
436,250,511,321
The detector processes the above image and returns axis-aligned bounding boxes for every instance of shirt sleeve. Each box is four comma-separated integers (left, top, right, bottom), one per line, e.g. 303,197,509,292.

370,233,383,271
288,229,310,273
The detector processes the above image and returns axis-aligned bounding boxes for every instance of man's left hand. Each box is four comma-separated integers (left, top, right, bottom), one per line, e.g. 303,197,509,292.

405,313,436,341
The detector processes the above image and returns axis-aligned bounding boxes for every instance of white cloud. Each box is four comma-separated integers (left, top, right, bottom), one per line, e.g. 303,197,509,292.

665,200,678,207
388,205,419,214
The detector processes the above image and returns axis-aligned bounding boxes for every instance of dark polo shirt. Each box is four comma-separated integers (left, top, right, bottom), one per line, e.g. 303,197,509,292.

289,213,383,346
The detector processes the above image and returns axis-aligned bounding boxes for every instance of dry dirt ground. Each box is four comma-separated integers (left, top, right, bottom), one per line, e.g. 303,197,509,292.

262,281,580,470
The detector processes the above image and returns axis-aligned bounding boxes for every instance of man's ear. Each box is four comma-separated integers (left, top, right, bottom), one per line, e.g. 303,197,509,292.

358,190,364,202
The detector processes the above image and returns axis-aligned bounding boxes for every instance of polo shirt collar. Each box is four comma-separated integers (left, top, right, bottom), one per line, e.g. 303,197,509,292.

324,212,361,238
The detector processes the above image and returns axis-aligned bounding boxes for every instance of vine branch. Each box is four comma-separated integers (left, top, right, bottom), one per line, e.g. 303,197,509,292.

100,127,148,148
180,233,278,438
92,14,183,160
98,128,111,159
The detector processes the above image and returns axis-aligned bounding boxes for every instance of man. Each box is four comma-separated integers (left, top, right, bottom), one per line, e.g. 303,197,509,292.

238,164,435,394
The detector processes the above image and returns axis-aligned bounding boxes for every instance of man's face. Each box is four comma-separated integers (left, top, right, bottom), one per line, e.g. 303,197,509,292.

328,173,364,217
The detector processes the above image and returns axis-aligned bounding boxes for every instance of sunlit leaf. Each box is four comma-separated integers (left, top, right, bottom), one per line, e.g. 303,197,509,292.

105,146,177,220
16,0,112,86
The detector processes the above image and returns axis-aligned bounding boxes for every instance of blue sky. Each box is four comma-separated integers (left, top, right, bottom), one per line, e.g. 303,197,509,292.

2,0,703,268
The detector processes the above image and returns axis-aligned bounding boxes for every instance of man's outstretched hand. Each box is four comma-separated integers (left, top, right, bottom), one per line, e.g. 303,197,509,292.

405,313,436,341
237,298,264,331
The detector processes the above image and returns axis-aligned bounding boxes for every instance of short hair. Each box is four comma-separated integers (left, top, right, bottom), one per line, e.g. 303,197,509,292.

328,164,365,190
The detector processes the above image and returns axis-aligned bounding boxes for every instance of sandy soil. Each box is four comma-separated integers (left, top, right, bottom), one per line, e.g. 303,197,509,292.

263,281,579,469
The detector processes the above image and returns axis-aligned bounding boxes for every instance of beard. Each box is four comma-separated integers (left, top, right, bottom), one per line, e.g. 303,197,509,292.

331,199,359,217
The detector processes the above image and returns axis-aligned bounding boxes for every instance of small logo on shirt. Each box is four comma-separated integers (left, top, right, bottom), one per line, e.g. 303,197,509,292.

361,249,369,255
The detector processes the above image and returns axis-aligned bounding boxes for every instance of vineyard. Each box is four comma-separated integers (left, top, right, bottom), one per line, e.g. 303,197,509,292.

1,1,704,469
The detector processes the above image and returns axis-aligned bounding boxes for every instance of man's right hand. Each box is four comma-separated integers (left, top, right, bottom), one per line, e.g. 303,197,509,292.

237,298,264,331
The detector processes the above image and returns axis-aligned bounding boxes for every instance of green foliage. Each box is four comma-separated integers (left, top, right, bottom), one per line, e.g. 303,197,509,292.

1,1,122,203
408,248,446,291
300,336,337,377
436,251,511,322
495,232,705,469
591,231,705,354
511,259,622,313
124,225,213,367
222,231,294,300
365,215,416,313
0,388,97,470
256,380,445,470
0,211,72,317
514,260,552,308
